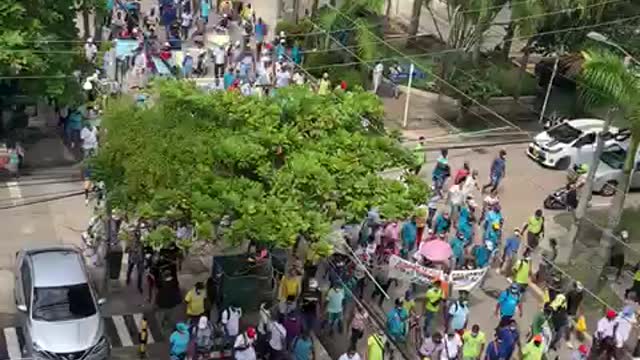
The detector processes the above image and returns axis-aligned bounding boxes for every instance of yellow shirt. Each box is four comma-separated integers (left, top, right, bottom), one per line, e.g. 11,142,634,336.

185,288,206,316
527,216,543,234
278,275,301,301
513,259,530,285
425,287,443,313
318,79,330,95
367,334,384,360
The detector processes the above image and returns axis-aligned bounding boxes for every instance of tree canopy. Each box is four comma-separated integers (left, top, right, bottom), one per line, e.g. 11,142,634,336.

0,0,83,105
93,81,429,251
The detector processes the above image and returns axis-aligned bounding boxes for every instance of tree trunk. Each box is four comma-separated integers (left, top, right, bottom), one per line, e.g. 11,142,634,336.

472,25,483,65
312,0,319,16
384,0,393,31
595,138,639,291
293,0,300,23
568,110,615,260
82,6,91,40
501,20,515,61
515,42,532,101
408,0,424,38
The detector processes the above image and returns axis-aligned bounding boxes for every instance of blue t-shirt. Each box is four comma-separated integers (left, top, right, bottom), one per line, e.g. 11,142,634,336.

448,302,469,330
498,327,518,357
473,245,490,268
485,340,509,360
434,215,450,234
386,308,407,337
223,72,235,89
326,288,344,313
497,291,520,317
504,236,520,257
401,221,417,249
491,157,506,177
292,336,313,360
450,237,464,265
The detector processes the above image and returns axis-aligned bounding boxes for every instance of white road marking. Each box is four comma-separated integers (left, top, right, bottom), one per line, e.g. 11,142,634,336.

3,327,21,359
112,315,133,347
133,313,154,344
6,181,22,206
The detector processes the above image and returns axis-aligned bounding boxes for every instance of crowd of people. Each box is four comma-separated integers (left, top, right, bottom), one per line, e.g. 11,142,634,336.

71,2,640,360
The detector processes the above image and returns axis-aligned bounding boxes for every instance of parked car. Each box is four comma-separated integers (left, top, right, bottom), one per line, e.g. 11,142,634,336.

582,144,640,196
14,247,109,360
526,118,630,169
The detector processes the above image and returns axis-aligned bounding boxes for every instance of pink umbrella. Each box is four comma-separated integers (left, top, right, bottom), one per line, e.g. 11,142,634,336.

417,239,453,262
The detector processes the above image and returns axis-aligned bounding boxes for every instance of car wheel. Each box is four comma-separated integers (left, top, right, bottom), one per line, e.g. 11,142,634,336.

555,157,570,170
601,181,617,197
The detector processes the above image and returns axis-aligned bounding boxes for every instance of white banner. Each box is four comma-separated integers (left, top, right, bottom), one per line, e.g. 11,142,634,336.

388,255,488,291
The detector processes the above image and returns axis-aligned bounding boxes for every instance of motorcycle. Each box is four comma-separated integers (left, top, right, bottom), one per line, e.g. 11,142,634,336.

543,185,578,210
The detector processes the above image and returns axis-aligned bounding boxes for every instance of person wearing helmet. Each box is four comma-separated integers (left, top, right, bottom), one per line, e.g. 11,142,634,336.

571,344,589,360
495,283,523,323
593,309,618,358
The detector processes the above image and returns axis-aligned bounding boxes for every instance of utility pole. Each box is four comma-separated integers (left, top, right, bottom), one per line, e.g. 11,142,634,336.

569,108,616,248
102,198,112,295
539,45,563,124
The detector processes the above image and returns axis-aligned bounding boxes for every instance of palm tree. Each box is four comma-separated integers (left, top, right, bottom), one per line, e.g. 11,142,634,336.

569,49,640,289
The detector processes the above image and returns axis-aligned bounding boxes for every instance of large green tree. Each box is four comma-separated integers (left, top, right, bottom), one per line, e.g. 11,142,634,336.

0,0,83,108
568,49,640,291
92,81,428,251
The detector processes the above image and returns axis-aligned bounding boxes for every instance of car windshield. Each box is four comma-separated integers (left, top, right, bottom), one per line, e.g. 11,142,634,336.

600,147,627,170
547,123,582,143
32,284,96,322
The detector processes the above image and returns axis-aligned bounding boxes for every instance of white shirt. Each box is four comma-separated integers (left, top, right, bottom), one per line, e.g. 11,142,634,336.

293,72,305,85
615,316,634,348
80,127,98,150
373,63,383,77
213,47,226,64
233,334,256,360
448,184,464,206
181,12,192,27
462,175,477,196
441,334,462,360
222,307,242,337
596,318,616,339
338,354,362,360
268,322,287,351
275,70,291,88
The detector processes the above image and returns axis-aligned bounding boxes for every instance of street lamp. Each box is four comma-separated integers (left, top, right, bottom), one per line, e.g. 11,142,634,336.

586,31,640,66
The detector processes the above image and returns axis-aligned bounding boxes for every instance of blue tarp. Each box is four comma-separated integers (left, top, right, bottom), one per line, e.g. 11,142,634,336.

152,56,173,76
115,39,139,59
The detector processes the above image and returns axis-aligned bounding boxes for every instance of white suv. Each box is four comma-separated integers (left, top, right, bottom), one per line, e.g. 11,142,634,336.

526,119,628,169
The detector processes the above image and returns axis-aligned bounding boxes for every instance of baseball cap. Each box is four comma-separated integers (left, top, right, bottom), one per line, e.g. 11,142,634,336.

247,326,256,338
533,334,542,343
606,309,617,319
578,344,589,354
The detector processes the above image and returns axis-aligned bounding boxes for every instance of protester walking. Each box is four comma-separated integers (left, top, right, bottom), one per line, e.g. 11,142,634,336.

482,149,507,193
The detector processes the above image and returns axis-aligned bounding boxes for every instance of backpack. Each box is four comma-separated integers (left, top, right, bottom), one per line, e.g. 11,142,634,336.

194,324,213,349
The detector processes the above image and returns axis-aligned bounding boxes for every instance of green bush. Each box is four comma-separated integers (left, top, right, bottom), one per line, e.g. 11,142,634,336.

275,19,314,43
303,51,343,78
488,65,538,97
331,68,367,90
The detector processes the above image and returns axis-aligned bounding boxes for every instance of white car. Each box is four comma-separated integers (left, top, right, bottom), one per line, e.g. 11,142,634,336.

589,144,640,196
526,119,628,169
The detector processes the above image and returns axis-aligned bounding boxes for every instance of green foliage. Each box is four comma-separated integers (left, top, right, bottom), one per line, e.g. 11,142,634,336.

0,0,84,105
93,81,427,249
275,18,314,44
487,64,538,97
579,49,640,110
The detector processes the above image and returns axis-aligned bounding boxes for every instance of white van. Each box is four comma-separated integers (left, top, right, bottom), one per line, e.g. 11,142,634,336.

526,119,629,169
